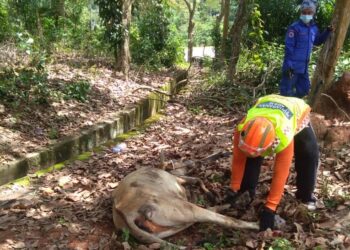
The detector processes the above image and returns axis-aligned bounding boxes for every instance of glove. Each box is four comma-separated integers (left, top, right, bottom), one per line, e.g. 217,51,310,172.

225,189,242,206
259,206,275,231
285,68,294,79
225,189,254,209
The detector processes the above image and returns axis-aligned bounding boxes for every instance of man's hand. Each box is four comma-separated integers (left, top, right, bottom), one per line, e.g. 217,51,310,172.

259,206,275,231
327,25,335,32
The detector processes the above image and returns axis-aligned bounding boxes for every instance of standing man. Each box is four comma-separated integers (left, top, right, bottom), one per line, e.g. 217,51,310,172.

227,94,319,231
280,0,333,98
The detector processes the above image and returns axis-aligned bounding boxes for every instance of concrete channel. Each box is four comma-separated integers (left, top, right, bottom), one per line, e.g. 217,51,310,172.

0,71,188,186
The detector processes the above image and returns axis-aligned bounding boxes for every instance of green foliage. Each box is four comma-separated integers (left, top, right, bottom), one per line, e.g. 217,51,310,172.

201,234,232,249
95,0,123,52
211,23,221,58
121,228,138,247
121,228,130,242
16,31,36,55
4,0,105,55
57,217,66,224
255,0,298,42
7,0,44,35
255,0,336,43
247,3,265,45
237,42,284,94
193,1,217,46
48,127,59,139
269,238,294,250
189,105,203,115
323,198,339,209
314,0,335,30
63,81,91,102
334,50,350,78
196,196,206,206
0,67,50,105
131,0,184,68
0,66,91,107
203,242,215,250
63,1,109,55
0,0,10,41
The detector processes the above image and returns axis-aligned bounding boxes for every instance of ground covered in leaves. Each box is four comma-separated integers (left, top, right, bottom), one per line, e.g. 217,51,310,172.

0,54,175,164
0,66,349,249
0,91,349,249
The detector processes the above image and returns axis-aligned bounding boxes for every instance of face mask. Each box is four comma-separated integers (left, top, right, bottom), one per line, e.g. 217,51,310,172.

300,14,313,24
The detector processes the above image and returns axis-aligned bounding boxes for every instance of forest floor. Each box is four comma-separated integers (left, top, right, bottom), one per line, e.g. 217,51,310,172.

0,64,349,250
0,54,176,165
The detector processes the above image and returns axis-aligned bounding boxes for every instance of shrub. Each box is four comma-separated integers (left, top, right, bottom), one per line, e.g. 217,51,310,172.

0,68,50,105
63,80,91,102
131,0,184,68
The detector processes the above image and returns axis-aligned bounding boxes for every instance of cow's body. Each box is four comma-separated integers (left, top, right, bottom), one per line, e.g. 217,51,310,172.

112,167,258,246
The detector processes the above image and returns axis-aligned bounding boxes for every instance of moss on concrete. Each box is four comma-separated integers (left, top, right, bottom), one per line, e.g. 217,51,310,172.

35,162,66,177
0,74,182,187
76,152,92,161
10,176,31,187
4,113,164,188
113,113,163,143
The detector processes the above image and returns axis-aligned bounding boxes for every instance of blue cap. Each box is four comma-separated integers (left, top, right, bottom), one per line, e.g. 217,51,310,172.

301,0,317,13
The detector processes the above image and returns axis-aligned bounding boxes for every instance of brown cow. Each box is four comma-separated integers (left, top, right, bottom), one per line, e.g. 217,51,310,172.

112,167,258,248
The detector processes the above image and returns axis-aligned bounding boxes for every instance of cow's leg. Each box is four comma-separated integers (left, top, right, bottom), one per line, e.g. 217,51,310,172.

124,211,186,249
176,176,210,195
182,201,259,230
114,207,186,249
144,197,259,231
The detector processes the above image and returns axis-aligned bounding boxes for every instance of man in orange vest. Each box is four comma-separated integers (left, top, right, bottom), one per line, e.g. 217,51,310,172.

226,94,319,231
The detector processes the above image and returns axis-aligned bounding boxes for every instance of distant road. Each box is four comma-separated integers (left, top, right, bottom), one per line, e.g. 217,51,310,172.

184,46,215,62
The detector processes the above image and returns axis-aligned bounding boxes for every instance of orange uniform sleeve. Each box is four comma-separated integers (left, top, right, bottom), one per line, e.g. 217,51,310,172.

265,140,294,211
230,129,247,191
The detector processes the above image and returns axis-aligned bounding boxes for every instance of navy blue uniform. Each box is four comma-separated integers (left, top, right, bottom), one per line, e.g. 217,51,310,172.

280,20,330,98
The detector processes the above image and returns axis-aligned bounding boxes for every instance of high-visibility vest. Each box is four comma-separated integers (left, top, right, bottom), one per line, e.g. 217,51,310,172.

237,95,311,154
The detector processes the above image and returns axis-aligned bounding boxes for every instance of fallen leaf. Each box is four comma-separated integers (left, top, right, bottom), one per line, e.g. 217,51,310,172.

148,243,161,249
122,242,131,250
39,187,55,196
246,239,258,248
58,176,72,187
13,241,25,249
107,182,119,189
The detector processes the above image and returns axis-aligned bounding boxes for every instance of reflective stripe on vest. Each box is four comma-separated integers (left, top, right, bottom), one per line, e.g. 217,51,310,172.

237,95,311,154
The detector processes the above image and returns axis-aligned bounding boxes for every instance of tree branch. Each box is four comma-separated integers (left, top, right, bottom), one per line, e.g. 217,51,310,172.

320,93,350,121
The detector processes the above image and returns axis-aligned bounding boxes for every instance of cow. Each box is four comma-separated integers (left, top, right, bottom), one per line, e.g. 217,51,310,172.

112,167,258,248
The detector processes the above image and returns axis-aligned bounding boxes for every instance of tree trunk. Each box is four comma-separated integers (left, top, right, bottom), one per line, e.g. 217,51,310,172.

220,0,230,63
36,8,44,42
57,0,65,17
184,0,197,62
52,0,65,26
213,0,225,59
116,0,133,78
309,0,350,108
227,0,252,82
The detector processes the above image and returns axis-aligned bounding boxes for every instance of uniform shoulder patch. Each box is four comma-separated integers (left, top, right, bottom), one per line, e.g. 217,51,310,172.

288,30,295,38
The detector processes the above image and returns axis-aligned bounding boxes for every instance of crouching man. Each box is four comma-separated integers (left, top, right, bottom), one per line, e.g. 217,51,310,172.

227,94,319,231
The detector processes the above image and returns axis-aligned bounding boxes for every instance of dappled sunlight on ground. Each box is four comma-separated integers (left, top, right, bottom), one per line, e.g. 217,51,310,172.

0,100,349,249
